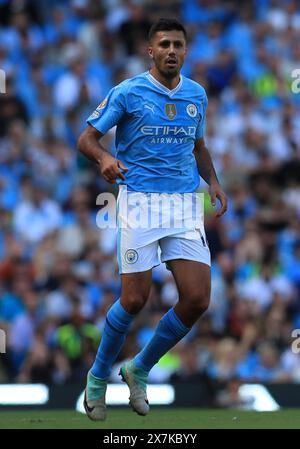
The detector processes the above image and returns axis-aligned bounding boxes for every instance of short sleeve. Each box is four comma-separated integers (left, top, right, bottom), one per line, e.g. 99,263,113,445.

87,83,127,134
195,92,208,139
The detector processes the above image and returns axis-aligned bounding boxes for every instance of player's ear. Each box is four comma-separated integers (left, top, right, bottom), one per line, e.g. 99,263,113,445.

148,46,154,59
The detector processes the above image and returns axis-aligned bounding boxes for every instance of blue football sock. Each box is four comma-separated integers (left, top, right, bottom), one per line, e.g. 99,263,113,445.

91,299,135,379
134,308,190,373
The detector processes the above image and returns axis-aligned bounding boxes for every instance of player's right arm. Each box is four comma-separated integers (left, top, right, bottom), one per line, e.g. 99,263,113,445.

78,83,129,184
78,125,127,184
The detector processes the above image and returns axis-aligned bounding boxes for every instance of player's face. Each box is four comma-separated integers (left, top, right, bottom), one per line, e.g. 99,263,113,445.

148,30,187,79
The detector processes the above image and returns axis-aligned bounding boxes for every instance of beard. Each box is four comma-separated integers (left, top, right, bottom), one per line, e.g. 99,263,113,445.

158,64,180,79
151,56,182,79
161,69,178,79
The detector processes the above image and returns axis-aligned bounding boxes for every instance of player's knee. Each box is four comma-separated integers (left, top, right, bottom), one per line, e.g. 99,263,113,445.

121,294,148,314
186,292,210,317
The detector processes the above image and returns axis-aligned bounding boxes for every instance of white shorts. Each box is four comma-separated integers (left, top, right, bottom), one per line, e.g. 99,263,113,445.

116,186,211,274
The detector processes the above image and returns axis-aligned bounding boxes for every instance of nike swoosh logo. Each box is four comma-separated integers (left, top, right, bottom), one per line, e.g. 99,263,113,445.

84,391,95,413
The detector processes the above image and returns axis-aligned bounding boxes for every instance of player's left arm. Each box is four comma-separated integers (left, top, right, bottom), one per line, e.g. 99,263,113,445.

193,138,228,217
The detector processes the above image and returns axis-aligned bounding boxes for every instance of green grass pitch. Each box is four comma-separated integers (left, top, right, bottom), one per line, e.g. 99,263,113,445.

0,408,299,429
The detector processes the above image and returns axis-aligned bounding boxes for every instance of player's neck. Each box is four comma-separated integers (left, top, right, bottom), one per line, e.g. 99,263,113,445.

150,68,180,90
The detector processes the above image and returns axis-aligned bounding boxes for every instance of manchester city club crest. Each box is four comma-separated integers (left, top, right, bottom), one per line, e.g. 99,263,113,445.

125,249,138,264
165,104,177,120
186,103,197,117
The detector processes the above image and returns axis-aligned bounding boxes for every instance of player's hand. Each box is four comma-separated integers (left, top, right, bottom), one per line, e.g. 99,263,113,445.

209,182,228,217
99,153,128,184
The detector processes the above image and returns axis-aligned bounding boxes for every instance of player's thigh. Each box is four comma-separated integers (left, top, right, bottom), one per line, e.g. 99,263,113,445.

160,236,211,300
167,259,211,299
118,238,160,274
168,259,211,326
119,239,159,313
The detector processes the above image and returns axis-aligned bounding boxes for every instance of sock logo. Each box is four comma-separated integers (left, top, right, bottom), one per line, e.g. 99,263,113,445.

125,249,138,264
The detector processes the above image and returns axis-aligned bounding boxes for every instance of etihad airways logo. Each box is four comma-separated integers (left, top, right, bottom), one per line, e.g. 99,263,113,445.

141,126,196,136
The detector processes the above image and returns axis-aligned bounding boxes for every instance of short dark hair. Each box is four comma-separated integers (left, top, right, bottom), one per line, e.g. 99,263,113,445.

148,18,187,42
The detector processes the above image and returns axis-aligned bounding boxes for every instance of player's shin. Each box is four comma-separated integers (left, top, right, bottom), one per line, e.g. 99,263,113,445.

134,307,190,372
91,298,135,379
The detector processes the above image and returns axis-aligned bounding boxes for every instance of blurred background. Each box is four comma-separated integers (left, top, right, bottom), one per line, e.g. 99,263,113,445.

0,0,300,410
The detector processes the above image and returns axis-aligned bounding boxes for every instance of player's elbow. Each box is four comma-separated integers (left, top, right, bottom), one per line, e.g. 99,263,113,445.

77,125,103,154
77,127,93,154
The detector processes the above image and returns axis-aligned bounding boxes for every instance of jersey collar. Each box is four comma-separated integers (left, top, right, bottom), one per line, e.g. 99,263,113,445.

147,71,183,97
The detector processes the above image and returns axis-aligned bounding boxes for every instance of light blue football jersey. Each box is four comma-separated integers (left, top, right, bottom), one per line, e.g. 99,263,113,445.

87,71,208,193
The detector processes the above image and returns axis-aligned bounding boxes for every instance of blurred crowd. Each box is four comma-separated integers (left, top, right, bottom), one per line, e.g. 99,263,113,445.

0,0,300,403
